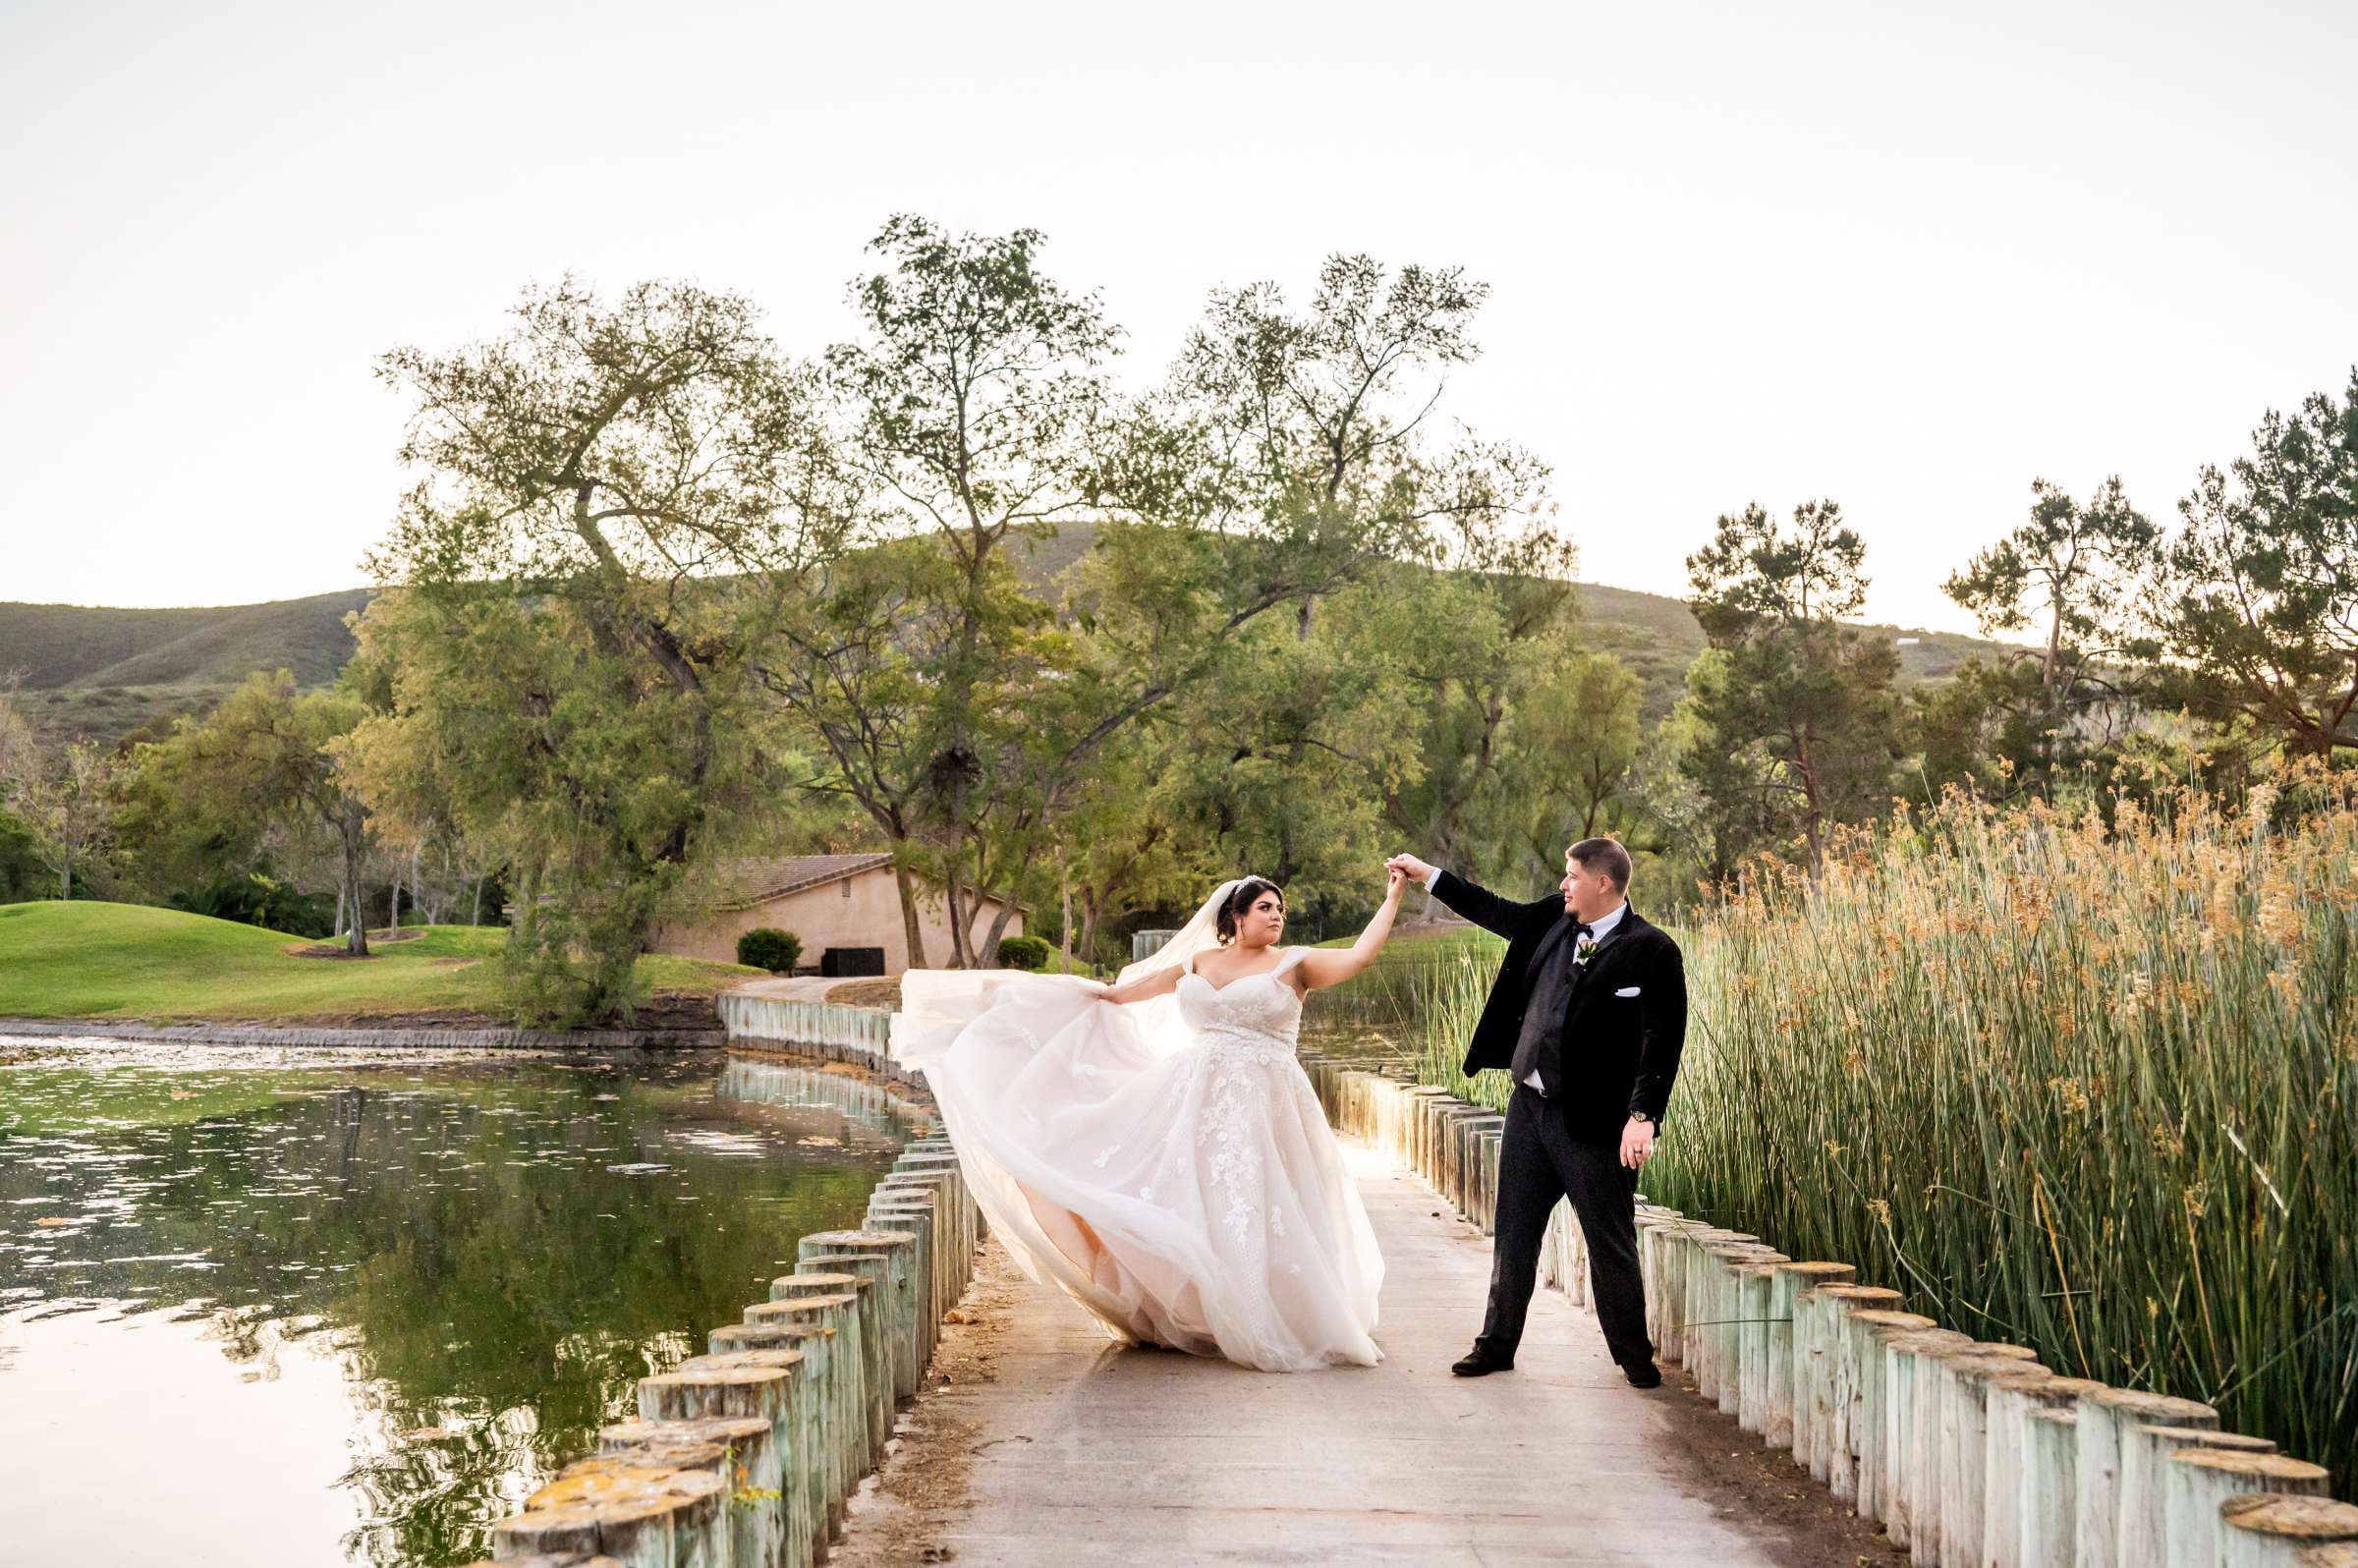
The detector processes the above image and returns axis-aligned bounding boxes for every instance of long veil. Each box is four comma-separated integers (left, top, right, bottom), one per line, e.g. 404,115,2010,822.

1112,876,1246,987
891,878,1246,1074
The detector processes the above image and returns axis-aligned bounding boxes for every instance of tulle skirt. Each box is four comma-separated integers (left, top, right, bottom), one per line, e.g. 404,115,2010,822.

892,971,1384,1372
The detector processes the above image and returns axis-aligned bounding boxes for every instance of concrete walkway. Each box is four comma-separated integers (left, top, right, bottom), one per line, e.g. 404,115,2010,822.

731,976,853,1002
832,1141,1841,1568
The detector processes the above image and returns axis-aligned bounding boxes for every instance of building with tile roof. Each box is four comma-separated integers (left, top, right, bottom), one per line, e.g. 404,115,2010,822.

651,853,1023,976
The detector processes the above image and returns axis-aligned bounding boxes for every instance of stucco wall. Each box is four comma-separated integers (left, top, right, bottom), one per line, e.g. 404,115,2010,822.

653,867,1022,973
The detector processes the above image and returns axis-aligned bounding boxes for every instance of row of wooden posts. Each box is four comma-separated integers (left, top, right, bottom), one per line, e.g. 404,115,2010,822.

1297,1053,2358,1568
469,1125,983,1568
717,996,912,1088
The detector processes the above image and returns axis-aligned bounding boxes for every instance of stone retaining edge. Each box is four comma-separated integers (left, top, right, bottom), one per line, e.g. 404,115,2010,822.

0,1016,723,1050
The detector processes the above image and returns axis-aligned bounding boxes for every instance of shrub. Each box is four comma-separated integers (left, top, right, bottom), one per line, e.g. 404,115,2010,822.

994,934,1050,971
170,870,335,937
736,927,803,973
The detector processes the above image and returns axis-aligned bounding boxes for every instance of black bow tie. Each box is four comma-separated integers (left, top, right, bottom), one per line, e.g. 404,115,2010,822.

1570,922,1594,942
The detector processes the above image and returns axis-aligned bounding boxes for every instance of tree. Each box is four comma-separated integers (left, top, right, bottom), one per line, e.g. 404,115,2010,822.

1938,476,2157,789
364,279,849,1023
2146,369,2358,756
807,216,1119,967
772,228,1547,967
1488,647,1645,882
162,672,376,953
17,738,119,900
1682,500,1903,874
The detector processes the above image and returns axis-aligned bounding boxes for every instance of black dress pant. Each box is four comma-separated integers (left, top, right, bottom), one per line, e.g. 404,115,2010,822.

1478,1082,1654,1367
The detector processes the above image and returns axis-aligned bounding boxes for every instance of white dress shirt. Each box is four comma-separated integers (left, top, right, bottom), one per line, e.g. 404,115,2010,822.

1422,866,1625,1092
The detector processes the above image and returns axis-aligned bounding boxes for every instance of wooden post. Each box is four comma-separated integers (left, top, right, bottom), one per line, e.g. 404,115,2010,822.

2161,1451,2330,1568
1456,1113,1503,1218
799,1228,923,1401
744,1292,862,1536
1679,1230,1745,1385
1638,1216,1677,1353
1842,1309,1934,1523
2219,1497,2358,1568
1796,1269,1867,1481
877,1171,962,1298
782,1270,889,1468
653,1347,815,1568
1721,1247,1785,1421
1978,1365,2067,1568
880,1168,968,1294
2076,1385,2218,1568
893,1151,976,1265
1740,1258,1806,1437
633,1354,800,1567
645,1340,816,1568
1654,1223,1698,1367
2121,1426,2277,1567
1932,1351,2044,1568
869,1192,941,1357
592,1424,781,1568
1698,1242,1760,1409
1887,1326,1973,1557
714,1335,831,1557
1768,1261,1853,1458
1809,1283,1903,1501
2020,1407,2081,1568
489,1463,727,1568
801,1244,915,1424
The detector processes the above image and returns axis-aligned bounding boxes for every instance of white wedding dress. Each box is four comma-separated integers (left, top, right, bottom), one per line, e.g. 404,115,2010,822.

891,894,1384,1372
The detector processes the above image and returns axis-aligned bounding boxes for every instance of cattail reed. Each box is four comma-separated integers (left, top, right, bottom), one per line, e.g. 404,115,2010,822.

1405,783,2358,1498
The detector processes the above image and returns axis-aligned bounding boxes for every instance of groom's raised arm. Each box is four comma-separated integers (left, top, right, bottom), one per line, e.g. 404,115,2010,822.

1388,855,1546,942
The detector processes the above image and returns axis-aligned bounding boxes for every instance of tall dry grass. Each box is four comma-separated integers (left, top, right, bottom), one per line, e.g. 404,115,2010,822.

1412,782,2358,1495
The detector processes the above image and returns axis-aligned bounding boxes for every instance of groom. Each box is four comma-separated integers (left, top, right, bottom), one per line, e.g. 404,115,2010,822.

1385,840,1686,1388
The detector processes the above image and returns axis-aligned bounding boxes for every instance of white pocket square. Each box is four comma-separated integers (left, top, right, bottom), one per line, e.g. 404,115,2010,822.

1613,986,1642,998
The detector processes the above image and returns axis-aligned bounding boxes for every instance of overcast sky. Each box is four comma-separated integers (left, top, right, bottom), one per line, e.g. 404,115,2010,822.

3,0,2352,632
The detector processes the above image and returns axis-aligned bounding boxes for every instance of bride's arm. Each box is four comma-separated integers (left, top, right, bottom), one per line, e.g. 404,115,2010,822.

1291,868,1408,992
1097,965,1182,1006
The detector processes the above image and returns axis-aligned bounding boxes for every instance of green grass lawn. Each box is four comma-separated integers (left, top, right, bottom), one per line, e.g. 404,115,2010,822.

0,901,759,1024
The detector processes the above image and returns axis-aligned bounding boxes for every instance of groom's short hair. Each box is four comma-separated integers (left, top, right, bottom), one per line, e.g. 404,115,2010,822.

1565,837,1632,890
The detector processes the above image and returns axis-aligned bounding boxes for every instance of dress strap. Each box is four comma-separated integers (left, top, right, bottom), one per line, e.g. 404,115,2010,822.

1275,945,1311,976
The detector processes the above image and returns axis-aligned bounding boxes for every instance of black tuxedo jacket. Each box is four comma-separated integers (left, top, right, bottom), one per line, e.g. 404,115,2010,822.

1430,870,1688,1146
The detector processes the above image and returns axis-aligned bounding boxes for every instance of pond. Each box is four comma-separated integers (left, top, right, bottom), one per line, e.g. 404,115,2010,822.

0,1039,927,1567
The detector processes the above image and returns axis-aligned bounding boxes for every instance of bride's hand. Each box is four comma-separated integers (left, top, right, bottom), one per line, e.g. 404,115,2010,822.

1384,865,1407,900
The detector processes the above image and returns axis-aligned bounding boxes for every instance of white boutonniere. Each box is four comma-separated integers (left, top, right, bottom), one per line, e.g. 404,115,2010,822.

1574,936,1599,966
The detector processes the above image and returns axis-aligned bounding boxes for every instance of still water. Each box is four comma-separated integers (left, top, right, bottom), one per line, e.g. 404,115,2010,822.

0,1040,926,1568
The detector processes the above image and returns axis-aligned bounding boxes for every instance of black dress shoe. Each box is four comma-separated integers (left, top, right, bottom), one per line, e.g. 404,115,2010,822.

1619,1359,1662,1389
1451,1346,1515,1376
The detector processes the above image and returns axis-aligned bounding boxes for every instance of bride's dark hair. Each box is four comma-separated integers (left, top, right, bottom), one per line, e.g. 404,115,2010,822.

1215,876,1285,945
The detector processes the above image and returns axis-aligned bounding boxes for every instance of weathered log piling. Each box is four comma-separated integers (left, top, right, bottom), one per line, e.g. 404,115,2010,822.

467,1029,985,1568
1293,1051,2340,1568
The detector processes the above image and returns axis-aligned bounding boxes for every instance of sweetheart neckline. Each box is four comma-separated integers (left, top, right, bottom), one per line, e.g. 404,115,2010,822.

1182,963,1299,997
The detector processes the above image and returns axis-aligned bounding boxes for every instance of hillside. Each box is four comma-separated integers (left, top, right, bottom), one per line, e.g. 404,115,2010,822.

0,538,2019,745
1577,581,2011,721
0,588,371,747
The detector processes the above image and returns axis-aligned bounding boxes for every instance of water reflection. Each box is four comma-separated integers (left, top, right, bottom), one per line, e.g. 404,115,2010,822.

0,1039,926,1567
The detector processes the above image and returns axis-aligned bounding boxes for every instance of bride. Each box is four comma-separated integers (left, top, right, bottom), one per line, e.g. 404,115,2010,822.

891,867,1408,1372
